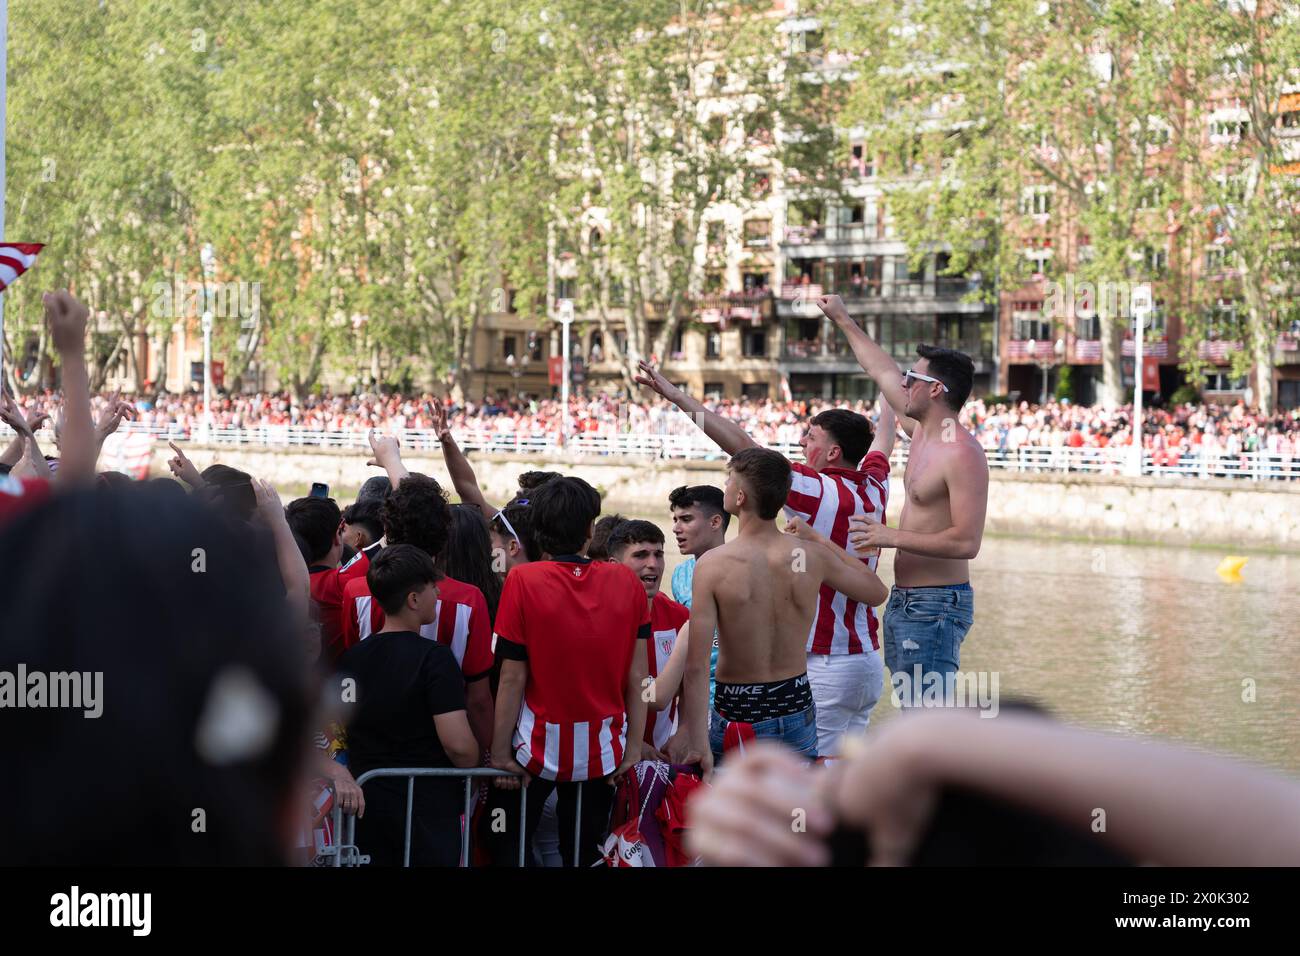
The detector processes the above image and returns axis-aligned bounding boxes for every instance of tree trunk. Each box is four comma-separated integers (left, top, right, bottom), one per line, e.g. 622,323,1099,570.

1098,311,1124,408
1243,276,1274,414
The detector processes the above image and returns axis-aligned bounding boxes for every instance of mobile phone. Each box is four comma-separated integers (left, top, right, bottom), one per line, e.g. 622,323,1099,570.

310,482,329,499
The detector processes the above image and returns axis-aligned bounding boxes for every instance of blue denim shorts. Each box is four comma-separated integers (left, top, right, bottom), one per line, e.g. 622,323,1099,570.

883,584,974,705
709,703,818,764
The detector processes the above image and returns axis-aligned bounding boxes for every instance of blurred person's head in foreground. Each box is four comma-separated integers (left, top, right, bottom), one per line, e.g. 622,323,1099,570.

0,483,314,864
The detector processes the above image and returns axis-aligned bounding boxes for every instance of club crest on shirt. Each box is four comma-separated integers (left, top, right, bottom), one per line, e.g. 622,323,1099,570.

659,637,674,656
573,567,582,577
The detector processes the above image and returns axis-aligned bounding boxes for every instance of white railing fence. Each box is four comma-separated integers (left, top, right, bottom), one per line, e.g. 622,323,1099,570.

6,422,1299,481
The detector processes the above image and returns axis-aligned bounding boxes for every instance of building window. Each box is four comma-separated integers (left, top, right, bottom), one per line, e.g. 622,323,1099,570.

1203,246,1231,272
706,331,722,359
1011,301,1049,341
850,142,874,177
1143,245,1168,276
672,327,685,358
608,276,626,307
502,335,517,360
1137,182,1163,209
742,383,769,400
743,329,768,358
1018,186,1053,217
743,219,771,247
704,270,724,294
556,278,576,300
1204,371,1247,391
704,382,725,399
742,272,770,293
707,220,726,249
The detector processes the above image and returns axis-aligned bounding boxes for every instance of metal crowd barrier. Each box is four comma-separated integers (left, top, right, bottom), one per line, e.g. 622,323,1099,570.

323,767,587,868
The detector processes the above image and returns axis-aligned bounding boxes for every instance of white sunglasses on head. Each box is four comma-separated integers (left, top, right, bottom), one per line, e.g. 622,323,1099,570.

902,369,950,392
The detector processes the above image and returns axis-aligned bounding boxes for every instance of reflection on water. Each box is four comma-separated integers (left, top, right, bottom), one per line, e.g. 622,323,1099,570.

647,514,1300,773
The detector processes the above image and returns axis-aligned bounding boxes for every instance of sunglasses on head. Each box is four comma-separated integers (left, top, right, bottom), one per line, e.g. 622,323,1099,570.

902,369,950,392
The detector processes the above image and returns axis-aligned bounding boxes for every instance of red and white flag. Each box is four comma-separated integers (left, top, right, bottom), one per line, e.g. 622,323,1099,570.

0,243,44,293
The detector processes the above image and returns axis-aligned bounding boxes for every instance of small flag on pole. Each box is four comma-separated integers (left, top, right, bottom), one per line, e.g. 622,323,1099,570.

0,243,43,293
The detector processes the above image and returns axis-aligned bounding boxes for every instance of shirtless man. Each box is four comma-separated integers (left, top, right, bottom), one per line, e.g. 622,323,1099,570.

816,294,988,706
681,447,888,778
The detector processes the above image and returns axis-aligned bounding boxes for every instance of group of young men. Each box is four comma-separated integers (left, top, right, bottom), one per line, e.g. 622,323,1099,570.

255,293,989,866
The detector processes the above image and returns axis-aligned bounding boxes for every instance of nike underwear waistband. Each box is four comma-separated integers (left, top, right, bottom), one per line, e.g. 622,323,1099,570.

715,673,813,723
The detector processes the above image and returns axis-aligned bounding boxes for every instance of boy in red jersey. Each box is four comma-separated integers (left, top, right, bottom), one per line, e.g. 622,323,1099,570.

605,519,691,762
487,477,650,867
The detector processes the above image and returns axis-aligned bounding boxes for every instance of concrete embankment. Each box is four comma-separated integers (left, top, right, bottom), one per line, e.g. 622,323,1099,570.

150,443,1300,552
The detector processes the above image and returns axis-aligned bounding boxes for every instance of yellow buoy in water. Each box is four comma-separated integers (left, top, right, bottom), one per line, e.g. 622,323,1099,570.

1216,555,1248,582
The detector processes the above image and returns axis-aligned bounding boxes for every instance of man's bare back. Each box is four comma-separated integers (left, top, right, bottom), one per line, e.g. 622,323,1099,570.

895,424,987,588
695,520,888,684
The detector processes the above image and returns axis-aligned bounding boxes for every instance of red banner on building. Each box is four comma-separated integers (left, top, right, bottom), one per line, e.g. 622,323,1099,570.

548,355,563,386
1142,356,1160,392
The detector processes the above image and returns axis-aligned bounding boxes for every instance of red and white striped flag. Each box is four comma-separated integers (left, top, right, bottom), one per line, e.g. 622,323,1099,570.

0,243,43,293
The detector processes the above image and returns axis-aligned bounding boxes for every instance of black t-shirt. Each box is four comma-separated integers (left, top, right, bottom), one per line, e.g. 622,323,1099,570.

338,630,467,778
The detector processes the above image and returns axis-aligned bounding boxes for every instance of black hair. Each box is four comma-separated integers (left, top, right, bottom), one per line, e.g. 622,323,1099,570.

356,475,392,505
490,500,541,563
198,464,257,523
607,519,665,558
286,496,342,565
668,484,731,531
341,498,384,546
381,473,451,559
517,470,563,492
728,447,792,520
367,543,442,616
443,505,502,624
528,476,601,557
147,476,189,502
96,470,133,490
808,408,874,468
917,344,975,411
0,483,312,864
587,513,626,562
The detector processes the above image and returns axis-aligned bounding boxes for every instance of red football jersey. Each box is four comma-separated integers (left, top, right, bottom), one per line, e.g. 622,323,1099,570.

782,450,890,655
644,591,690,751
340,573,493,680
493,558,650,782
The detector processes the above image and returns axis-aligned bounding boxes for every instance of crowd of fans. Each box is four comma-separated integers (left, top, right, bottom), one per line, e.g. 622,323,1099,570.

6,388,1300,464
6,290,1300,871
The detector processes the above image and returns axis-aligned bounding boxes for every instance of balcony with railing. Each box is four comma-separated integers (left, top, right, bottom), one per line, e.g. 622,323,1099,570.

779,276,981,302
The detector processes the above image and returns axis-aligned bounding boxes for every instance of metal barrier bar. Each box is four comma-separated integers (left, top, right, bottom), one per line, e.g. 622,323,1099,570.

324,767,588,868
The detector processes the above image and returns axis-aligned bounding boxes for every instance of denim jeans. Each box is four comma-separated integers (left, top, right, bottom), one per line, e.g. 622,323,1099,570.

709,703,818,764
883,584,974,707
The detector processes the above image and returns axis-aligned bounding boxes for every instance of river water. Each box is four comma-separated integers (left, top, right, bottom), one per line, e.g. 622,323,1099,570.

642,514,1300,773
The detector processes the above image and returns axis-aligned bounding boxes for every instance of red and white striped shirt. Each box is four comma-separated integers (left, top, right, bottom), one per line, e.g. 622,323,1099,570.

493,558,651,782
340,573,494,680
644,591,690,752
782,451,890,655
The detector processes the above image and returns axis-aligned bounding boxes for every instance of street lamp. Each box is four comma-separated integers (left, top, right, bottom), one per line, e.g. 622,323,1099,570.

556,299,574,446
1027,337,1065,404
505,352,530,396
201,309,213,441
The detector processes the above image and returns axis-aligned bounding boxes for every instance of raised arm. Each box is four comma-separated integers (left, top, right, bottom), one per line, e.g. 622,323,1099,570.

683,557,720,780
634,360,758,457
93,391,138,455
367,429,410,486
868,397,902,460
45,291,95,485
786,517,888,608
253,478,311,621
430,400,497,514
817,295,914,437
0,395,51,478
